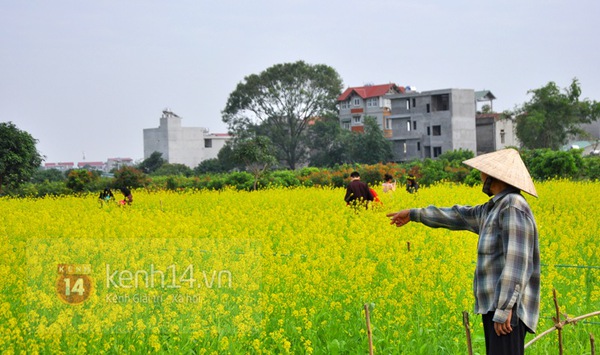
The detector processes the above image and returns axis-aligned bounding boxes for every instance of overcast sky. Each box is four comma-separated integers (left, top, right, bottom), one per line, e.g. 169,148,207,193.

2,1,599,164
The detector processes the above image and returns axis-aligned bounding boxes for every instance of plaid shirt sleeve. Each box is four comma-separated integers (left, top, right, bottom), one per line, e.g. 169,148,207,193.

410,203,487,234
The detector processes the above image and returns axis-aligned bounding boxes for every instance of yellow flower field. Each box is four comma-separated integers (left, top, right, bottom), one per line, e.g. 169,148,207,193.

1,180,599,354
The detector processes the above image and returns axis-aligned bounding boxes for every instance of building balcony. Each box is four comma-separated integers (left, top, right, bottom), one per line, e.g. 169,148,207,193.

390,131,423,140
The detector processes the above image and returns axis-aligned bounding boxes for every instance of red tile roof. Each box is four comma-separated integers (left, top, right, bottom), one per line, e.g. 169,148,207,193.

337,83,405,101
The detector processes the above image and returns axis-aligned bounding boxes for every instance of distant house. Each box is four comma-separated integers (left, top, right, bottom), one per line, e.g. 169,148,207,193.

77,161,105,171
475,113,519,154
106,157,134,171
386,88,477,161
143,109,232,168
337,84,404,138
561,140,599,156
43,162,75,171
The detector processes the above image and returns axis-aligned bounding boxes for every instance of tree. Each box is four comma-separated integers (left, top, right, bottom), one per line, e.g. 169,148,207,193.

31,168,65,184
307,114,350,167
137,151,166,174
66,169,99,193
515,78,600,149
194,158,224,175
0,122,43,193
222,61,344,169
217,142,243,172
348,116,393,164
231,136,277,190
152,163,193,177
113,166,148,189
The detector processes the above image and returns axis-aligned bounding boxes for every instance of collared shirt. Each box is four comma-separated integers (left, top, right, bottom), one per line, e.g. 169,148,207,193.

409,187,540,332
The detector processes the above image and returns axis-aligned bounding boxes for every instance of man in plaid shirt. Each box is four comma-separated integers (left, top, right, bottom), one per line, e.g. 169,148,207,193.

387,149,540,355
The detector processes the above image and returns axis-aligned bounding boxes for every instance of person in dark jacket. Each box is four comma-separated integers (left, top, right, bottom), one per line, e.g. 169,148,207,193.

344,171,374,209
406,174,419,193
98,188,114,207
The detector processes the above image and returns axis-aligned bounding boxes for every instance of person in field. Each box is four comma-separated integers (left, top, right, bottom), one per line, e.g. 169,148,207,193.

344,171,374,209
406,174,419,193
382,174,397,193
119,186,133,205
98,188,114,202
387,149,540,355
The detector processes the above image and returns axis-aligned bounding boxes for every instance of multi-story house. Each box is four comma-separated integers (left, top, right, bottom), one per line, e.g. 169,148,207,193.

337,84,404,137
475,113,520,154
143,109,231,168
77,161,105,171
384,88,477,161
106,157,134,171
43,162,75,171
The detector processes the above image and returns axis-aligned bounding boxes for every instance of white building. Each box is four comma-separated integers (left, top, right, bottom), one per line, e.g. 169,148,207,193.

143,110,231,168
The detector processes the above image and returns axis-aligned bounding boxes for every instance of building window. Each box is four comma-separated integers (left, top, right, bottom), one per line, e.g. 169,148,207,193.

403,142,407,154
353,115,361,124
431,94,449,111
406,121,411,131
433,147,442,157
500,129,506,144
340,101,348,109
385,118,392,130
417,142,421,151
426,103,430,113
412,98,416,108
406,100,410,110
427,126,431,136
432,125,441,136
367,98,378,107
342,122,350,130
204,139,212,148
413,121,417,130
353,98,361,106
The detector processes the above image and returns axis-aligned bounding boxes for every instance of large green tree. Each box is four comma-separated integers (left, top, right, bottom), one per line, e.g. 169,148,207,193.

0,122,43,193
137,151,166,174
222,61,344,169
348,116,393,164
307,114,350,167
515,78,600,149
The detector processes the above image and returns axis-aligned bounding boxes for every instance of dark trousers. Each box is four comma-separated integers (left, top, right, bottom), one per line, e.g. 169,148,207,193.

482,312,528,355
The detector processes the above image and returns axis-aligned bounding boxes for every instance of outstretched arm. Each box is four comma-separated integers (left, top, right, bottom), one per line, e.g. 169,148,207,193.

387,210,410,227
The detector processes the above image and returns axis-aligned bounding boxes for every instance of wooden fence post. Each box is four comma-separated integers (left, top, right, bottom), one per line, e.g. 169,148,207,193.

553,288,564,355
462,311,473,355
364,303,374,355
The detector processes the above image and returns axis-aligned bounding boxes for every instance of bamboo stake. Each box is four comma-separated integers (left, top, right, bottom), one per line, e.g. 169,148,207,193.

364,303,374,355
591,333,595,355
462,311,473,355
553,289,564,355
525,310,600,348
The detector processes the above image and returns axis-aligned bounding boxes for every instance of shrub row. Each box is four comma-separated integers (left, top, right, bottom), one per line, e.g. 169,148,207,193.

4,149,599,198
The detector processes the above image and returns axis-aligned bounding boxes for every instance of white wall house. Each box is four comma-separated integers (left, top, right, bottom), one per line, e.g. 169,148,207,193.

143,110,231,168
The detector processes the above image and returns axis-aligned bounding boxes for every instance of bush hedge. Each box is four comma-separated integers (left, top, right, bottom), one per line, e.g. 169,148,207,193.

2,149,598,198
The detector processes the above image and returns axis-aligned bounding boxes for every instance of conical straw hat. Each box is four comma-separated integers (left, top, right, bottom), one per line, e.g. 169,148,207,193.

463,148,538,197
